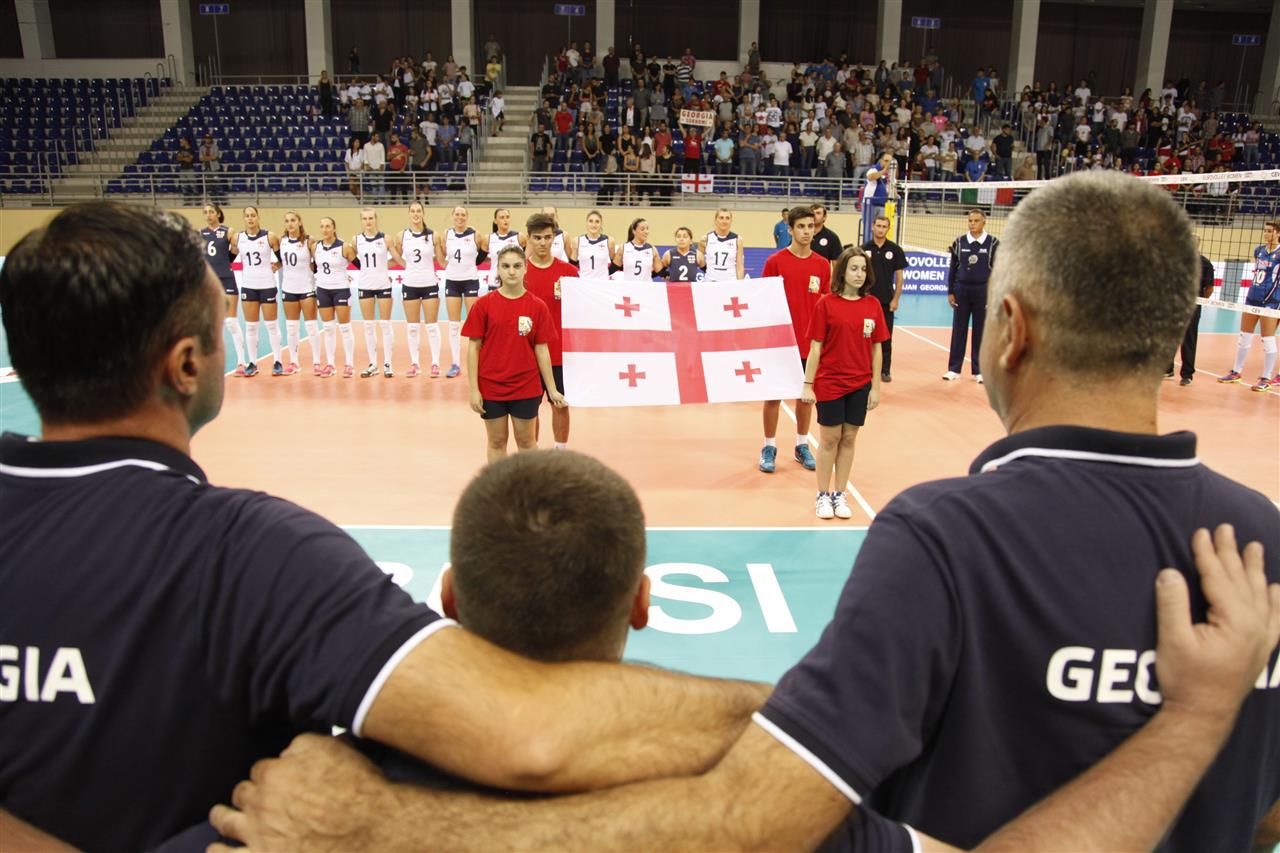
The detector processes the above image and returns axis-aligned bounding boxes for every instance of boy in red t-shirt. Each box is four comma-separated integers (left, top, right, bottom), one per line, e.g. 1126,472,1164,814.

758,205,830,474
521,212,581,449
462,244,566,463
801,246,888,520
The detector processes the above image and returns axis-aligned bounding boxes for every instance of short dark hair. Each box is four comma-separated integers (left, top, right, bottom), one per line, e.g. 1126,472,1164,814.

526,212,556,234
0,202,218,424
787,205,815,227
831,246,876,297
450,451,647,662
992,172,1197,376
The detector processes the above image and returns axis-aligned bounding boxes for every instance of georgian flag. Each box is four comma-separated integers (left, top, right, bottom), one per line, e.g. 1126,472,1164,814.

561,277,804,407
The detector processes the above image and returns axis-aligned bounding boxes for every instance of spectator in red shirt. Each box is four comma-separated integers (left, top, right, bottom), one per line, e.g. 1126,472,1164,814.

653,121,672,157
520,212,580,450
800,246,888,520
462,245,566,463
682,128,703,174
758,205,830,474
386,132,410,201
554,104,575,152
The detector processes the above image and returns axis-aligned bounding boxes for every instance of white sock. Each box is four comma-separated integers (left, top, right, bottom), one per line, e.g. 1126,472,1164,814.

449,321,462,366
764,437,777,448
324,321,338,367
305,320,322,365
265,322,282,363
406,323,420,366
380,320,394,365
363,321,378,364
286,320,300,363
245,323,259,362
224,317,246,365
554,442,567,450
1263,336,1278,378
426,323,442,367
1234,332,1256,372
796,436,809,449
340,323,356,367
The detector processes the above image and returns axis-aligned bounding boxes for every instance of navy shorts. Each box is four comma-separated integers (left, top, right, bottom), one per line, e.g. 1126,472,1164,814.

282,291,315,302
219,276,238,296
316,288,351,309
481,395,541,421
241,286,277,303
359,288,393,300
1245,293,1280,310
815,382,872,427
445,279,480,298
542,364,565,398
403,284,440,300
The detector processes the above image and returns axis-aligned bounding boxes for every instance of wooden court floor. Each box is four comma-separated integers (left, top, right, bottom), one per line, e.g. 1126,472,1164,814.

192,323,1279,527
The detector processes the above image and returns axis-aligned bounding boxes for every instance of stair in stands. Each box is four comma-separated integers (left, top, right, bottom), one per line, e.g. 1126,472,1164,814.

470,85,540,200
55,87,210,197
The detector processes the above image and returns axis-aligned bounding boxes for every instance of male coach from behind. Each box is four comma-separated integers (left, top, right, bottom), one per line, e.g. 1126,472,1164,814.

862,213,907,382
214,173,1280,851
0,203,769,851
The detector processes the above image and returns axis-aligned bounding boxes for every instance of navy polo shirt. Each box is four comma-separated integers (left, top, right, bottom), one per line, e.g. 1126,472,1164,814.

757,426,1280,851
0,434,450,852
947,232,997,291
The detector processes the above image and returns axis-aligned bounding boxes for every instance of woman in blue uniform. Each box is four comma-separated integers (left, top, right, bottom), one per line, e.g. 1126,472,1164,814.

201,203,247,374
662,227,705,282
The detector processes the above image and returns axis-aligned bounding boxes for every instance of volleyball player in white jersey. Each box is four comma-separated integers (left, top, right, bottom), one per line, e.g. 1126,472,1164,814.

568,209,614,279
393,202,439,378
313,217,356,378
541,205,571,262
614,217,664,281
700,207,746,280
230,206,283,377
200,203,247,375
436,206,491,378
344,208,404,378
486,208,525,294
278,211,322,376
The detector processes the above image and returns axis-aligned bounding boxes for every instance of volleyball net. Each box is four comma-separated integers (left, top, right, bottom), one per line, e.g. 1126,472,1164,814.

892,169,1280,319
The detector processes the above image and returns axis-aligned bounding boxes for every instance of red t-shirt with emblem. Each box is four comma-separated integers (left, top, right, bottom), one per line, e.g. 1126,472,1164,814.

762,246,832,356
807,293,889,400
522,257,580,366
460,289,556,400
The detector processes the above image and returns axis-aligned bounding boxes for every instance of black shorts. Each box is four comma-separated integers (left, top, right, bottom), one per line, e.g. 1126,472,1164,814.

241,286,277,303
815,382,872,427
219,276,238,296
282,291,315,302
445,279,480,298
403,284,440,300
481,395,541,421
316,287,351,308
542,364,565,398
359,288,393,300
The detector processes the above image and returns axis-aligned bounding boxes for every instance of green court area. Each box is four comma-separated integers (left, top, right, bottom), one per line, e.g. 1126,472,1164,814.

347,525,864,683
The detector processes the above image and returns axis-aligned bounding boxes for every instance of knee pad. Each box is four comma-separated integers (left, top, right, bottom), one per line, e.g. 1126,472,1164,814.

1239,331,1258,347
1263,337,1278,354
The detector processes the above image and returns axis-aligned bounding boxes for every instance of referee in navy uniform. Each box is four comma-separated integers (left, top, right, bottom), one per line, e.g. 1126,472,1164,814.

810,203,843,265
0,202,767,852
861,213,907,382
1166,235,1216,385
944,209,997,381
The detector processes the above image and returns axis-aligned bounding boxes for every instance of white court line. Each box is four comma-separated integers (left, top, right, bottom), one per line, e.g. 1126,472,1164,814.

340,524,871,532
780,400,877,521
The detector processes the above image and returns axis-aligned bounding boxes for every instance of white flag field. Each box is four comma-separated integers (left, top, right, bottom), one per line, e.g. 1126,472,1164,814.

560,277,804,408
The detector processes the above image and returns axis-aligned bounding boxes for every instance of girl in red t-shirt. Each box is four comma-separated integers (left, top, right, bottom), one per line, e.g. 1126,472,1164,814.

800,246,889,520
461,245,566,463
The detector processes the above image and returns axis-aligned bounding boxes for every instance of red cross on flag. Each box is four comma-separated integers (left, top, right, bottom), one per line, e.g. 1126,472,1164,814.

681,173,715,193
561,277,804,407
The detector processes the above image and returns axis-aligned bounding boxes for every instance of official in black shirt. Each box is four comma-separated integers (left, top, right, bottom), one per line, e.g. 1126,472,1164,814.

944,209,998,380
1166,238,1216,384
810,204,843,264
861,214,907,381
0,202,769,852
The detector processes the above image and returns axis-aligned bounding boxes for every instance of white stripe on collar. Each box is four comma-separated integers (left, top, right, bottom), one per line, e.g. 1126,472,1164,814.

0,457,202,485
979,446,1200,473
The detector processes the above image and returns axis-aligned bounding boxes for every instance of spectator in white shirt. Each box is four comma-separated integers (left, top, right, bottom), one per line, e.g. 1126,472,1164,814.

363,135,386,202
815,126,837,163
457,74,475,100
964,131,987,157
771,133,793,176
1073,79,1091,105
920,139,940,180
